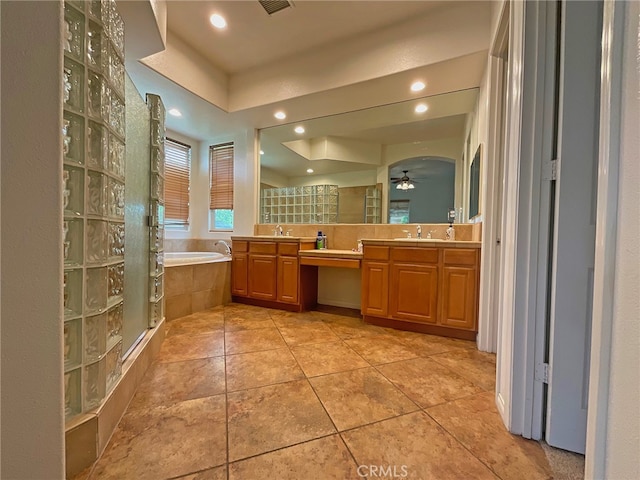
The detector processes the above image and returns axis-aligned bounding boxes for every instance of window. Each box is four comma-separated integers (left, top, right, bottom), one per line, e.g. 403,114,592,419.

209,142,234,230
164,138,191,228
389,200,410,224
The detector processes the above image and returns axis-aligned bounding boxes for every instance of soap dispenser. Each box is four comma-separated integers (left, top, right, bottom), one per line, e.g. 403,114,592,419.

316,231,324,249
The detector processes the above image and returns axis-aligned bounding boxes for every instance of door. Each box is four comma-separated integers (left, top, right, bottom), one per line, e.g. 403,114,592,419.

248,254,277,300
545,0,602,454
389,263,438,324
440,266,477,330
361,261,389,317
277,256,299,304
231,253,248,296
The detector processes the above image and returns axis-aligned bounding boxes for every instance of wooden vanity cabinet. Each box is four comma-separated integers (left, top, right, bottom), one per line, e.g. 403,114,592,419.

231,241,248,296
231,238,316,311
361,244,480,340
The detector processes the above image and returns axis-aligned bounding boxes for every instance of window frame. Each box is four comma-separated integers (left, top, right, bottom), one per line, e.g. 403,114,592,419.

209,142,234,232
164,138,192,230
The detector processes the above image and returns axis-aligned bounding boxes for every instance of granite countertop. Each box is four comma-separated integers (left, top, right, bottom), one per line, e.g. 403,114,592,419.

360,238,482,248
298,249,363,259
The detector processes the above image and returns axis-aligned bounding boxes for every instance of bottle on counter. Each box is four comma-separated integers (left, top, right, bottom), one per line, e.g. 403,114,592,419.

445,223,456,241
316,231,325,249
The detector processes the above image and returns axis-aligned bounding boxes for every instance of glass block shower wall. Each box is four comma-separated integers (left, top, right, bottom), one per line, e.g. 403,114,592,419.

63,0,125,420
147,94,165,327
261,185,339,224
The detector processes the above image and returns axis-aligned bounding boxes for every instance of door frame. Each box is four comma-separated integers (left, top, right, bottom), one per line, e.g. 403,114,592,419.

495,0,559,437
584,0,625,476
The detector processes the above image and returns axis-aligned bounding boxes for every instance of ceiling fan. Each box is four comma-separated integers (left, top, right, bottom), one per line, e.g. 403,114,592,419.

391,170,418,190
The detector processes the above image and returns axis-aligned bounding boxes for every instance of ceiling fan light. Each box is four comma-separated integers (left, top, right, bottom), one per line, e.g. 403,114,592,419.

396,183,403,190
408,183,415,189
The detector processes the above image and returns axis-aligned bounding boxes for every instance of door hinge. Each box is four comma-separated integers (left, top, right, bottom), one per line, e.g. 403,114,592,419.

543,159,558,181
535,362,550,384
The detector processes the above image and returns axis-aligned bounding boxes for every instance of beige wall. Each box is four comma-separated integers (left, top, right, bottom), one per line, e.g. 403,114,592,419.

1,1,65,477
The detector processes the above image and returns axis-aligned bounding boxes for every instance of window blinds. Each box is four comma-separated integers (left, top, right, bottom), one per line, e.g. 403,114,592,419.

209,143,234,210
164,138,191,226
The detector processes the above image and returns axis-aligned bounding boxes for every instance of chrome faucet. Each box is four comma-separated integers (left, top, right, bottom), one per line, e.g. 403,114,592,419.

402,229,412,238
417,225,422,239
215,240,231,255
274,224,283,236
426,230,434,239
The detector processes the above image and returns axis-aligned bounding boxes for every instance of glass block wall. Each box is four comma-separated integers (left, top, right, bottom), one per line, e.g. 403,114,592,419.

261,185,339,224
365,186,382,223
147,94,165,327
63,0,125,420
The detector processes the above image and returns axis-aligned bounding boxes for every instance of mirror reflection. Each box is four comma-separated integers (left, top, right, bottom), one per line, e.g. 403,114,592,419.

259,87,479,224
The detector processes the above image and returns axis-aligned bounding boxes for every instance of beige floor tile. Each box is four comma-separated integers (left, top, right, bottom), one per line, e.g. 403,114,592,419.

291,341,369,377
345,334,418,365
310,367,418,431
389,330,472,356
278,322,341,346
224,313,276,332
431,349,497,390
225,327,287,355
227,380,335,461
377,357,484,408
226,348,304,391
228,435,358,480
175,465,227,480
156,331,224,363
427,392,554,479
128,357,225,410
91,395,226,480
342,411,499,480
166,309,225,337
269,310,322,327
319,314,383,339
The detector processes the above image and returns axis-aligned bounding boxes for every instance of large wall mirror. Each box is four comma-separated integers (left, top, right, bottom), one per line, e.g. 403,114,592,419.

258,87,480,224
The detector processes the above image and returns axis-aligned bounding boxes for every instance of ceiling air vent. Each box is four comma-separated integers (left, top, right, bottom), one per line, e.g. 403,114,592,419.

259,0,294,15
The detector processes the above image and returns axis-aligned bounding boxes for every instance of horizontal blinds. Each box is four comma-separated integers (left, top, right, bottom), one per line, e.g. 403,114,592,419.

209,143,234,210
165,138,191,226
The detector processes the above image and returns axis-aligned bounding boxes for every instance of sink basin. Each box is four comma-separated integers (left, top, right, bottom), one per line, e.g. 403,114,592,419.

393,238,445,241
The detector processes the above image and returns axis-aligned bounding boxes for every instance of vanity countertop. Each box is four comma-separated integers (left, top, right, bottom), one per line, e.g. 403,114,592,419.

298,249,363,259
231,235,317,242
361,238,482,248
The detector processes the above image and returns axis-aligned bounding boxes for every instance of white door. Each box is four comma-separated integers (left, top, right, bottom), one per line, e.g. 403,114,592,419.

545,0,602,454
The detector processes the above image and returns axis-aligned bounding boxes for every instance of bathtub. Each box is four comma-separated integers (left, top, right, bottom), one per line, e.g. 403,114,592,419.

164,251,230,267
164,252,231,320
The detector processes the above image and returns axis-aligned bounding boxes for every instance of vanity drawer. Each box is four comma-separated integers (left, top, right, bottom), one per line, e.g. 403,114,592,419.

364,246,389,261
278,242,299,256
443,249,477,266
233,241,248,253
249,242,277,255
391,247,439,264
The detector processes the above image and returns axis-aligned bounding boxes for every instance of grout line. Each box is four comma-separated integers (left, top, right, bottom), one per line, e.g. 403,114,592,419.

422,406,505,480
223,313,230,480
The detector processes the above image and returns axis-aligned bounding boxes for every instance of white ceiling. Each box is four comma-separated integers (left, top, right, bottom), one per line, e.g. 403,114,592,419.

167,1,451,74
124,0,492,181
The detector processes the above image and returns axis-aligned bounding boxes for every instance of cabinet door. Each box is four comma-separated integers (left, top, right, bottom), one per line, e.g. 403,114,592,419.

361,261,389,317
389,263,438,324
248,254,277,300
231,253,248,296
440,266,477,330
277,256,299,304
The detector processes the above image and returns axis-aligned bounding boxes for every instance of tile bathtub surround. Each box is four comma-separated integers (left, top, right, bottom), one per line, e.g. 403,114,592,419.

253,222,476,249
86,304,564,479
164,261,231,320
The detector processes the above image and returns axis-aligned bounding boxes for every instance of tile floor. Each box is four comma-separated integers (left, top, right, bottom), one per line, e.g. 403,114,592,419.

88,303,557,480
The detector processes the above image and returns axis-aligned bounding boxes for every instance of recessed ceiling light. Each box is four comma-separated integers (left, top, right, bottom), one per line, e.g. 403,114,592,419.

260,150,264,155
210,13,227,29
306,168,314,173
274,111,286,120
415,103,428,113
411,81,426,92
294,126,305,134
168,108,182,117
